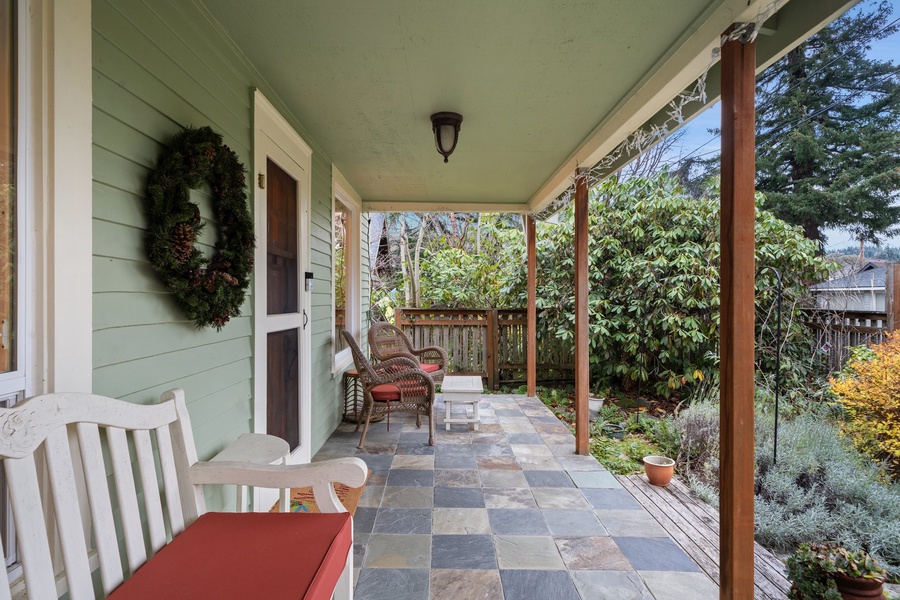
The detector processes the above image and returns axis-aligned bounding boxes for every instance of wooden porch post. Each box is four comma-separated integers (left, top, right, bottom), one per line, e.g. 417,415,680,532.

885,262,900,332
719,32,756,600
574,172,590,455
526,215,537,397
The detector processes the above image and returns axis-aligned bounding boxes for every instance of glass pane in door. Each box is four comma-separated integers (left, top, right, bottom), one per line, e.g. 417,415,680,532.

0,0,16,374
266,159,298,315
267,329,299,450
333,199,348,352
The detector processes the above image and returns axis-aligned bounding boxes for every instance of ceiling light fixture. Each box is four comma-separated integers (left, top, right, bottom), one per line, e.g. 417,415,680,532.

430,112,463,163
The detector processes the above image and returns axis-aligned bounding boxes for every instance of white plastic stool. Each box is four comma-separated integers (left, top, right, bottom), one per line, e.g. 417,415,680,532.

442,375,483,431
211,433,291,512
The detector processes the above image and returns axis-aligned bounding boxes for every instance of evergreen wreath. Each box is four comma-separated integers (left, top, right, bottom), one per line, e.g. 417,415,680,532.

145,126,255,330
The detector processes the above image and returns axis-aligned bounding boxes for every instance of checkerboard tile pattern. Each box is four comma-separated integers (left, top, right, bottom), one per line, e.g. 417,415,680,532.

314,394,715,600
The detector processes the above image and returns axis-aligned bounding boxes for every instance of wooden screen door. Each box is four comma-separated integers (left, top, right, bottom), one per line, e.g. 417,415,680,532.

253,92,314,503
265,158,301,450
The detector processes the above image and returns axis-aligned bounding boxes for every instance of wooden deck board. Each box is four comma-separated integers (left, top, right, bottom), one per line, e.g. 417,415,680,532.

619,475,791,599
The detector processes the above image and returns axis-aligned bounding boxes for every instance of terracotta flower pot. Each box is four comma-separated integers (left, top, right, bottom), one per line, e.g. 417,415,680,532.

643,455,675,487
834,573,885,600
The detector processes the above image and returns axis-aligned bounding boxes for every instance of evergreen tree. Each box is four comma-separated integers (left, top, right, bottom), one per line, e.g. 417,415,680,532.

754,0,900,245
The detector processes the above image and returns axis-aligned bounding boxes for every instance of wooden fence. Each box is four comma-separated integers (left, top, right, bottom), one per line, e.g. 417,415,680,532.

802,263,900,371
394,308,573,390
801,309,892,372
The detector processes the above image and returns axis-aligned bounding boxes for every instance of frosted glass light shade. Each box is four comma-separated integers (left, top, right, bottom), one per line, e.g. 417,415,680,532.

430,112,463,163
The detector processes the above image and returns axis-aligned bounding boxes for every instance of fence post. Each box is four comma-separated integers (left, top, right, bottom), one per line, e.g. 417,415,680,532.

526,216,537,396
394,307,403,328
485,309,496,390
493,309,502,390
886,263,900,332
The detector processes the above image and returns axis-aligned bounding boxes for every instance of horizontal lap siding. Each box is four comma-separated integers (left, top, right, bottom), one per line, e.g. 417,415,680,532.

92,0,256,504
310,157,337,452
92,0,358,497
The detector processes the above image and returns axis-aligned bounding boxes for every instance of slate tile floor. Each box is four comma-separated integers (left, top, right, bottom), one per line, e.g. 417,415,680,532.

313,394,718,600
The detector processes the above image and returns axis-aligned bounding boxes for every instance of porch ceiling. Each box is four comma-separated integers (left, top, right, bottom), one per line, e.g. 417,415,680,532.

203,0,856,213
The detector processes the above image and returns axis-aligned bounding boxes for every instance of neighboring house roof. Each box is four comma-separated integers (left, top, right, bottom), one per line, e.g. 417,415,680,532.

812,262,886,291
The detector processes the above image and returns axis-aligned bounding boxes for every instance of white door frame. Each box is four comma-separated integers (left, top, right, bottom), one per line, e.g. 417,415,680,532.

0,0,93,397
252,91,313,509
0,0,93,400
2,0,92,587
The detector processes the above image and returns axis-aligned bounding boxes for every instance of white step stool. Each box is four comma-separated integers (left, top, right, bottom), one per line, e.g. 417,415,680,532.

441,375,483,431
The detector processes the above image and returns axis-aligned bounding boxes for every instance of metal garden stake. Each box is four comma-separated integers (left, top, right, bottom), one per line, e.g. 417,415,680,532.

757,266,783,464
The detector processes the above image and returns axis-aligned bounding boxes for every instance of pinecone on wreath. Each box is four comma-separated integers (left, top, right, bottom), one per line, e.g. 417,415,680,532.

171,222,196,264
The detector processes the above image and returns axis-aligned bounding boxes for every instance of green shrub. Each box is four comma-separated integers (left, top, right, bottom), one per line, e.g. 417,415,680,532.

786,544,842,600
599,404,626,424
830,332,900,476
676,398,900,579
756,416,900,579
588,426,659,475
675,398,721,487
786,543,887,600
626,412,681,460
513,173,833,396
418,215,526,309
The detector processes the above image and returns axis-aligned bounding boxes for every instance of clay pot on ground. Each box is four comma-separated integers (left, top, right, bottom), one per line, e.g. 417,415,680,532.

834,573,885,600
643,455,675,486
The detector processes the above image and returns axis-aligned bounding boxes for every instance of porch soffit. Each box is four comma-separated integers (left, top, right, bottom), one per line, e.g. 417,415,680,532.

201,0,858,214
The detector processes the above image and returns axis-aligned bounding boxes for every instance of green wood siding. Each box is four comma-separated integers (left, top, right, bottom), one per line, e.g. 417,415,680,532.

92,0,368,507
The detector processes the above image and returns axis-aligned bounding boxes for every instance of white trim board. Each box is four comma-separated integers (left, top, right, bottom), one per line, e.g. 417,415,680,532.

0,0,95,399
20,0,93,396
332,167,361,374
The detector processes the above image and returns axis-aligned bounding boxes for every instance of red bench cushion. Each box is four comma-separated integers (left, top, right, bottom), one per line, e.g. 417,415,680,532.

109,512,351,600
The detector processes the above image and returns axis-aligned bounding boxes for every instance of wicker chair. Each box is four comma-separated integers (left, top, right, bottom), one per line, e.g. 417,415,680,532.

342,331,436,447
368,321,448,383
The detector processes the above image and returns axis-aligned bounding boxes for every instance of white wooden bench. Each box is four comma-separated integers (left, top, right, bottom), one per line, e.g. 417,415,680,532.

0,388,366,599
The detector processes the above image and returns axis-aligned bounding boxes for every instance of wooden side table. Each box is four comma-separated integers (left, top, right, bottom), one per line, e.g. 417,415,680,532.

342,369,363,423
343,368,384,424
211,433,291,512
442,375,483,431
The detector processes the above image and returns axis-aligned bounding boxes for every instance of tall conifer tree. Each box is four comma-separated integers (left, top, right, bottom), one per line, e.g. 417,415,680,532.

755,0,900,245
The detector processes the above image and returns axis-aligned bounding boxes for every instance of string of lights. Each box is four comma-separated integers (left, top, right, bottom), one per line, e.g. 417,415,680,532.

536,0,786,219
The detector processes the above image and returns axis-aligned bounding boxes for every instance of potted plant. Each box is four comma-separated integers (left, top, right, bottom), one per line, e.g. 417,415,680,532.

831,546,887,600
642,455,675,486
786,543,887,600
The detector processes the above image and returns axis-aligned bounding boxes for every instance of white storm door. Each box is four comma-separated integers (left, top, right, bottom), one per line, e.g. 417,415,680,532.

253,92,313,513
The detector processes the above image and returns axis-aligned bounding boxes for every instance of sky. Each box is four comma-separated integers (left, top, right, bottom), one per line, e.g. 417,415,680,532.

667,0,900,252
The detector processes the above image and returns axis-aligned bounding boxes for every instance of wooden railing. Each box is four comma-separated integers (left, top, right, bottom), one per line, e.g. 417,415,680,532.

801,308,891,371
394,308,573,390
